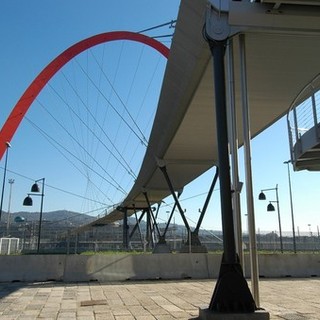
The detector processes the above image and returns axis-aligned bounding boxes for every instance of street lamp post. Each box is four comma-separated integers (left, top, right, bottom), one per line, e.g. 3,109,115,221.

284,160,297,253
6,179,15,235
23,178,45,254
258,184,283,252
0,142,11,222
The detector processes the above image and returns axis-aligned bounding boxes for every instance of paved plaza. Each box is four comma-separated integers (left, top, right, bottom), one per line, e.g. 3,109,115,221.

0,278,319,319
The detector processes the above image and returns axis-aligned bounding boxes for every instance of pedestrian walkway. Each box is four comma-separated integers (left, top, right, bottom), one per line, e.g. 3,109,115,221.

0,278,319,319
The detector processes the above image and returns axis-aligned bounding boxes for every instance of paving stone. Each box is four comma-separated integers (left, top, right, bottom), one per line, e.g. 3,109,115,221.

94,311,116,319
114,316,135,320
0,279,319,319
135,316,156,320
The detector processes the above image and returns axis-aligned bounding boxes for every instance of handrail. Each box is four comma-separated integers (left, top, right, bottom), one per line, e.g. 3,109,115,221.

287,73,320,164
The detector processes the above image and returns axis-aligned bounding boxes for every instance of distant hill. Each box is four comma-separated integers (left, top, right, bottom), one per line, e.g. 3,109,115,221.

1,210,222,238
1,210,95,226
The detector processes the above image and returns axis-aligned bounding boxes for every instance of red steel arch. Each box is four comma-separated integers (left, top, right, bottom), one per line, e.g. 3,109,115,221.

0,31,170,159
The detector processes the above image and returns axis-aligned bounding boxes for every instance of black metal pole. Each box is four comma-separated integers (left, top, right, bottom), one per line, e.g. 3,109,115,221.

146,207,153,249
275,185,284,253
205,38,256,313
0,142,10,222
37,178,45,254
122,208,129,250
284,160,297,253
209,40,236,264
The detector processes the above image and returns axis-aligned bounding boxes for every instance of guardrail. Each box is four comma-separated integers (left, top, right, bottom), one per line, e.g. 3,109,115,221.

287,74,320,165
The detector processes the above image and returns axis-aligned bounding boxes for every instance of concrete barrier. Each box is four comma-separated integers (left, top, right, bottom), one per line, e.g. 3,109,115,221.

63,253,211,281
0,253,319,282
0,255,65,282
254,253,320,278
64,254,136,282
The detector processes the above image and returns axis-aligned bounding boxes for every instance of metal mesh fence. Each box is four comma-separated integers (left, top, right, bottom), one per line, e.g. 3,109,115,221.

1,221,319,254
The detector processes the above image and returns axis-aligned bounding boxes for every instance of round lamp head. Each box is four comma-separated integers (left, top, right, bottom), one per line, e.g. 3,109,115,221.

258,192,266,200
31,183,40,192
267,203,275,212
23,195,33,206
14,216,25,223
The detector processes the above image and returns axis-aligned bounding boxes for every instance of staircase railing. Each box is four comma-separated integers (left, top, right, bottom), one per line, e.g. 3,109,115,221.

287,74,320,165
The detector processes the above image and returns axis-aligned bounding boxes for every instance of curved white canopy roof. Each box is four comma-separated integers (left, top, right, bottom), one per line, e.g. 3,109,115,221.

83,0,320,228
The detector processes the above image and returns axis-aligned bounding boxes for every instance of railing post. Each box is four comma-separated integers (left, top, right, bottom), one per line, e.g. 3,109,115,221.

311,92,320,139
287,116,295,164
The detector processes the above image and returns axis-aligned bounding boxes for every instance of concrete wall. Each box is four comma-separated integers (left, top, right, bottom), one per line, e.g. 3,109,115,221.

253,254,320,278
63,253,213,282
0,253,319,282
0,255,65,282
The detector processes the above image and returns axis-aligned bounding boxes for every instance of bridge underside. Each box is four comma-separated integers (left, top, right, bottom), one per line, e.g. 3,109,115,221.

81,0,320,229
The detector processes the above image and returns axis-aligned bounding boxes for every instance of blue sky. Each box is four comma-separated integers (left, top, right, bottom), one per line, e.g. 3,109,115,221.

0,0,319,235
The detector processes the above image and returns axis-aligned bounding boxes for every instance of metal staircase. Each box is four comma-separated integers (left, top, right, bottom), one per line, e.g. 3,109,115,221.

287,74,320,171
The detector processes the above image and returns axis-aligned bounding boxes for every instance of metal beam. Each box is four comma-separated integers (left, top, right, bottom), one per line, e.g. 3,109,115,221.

129,209,146,240
195,166,219,234
162,190,182,237
158,165,191,231
143,192,161,238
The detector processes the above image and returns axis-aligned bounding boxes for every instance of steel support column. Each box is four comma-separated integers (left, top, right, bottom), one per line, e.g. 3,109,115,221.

226,39,244,268
143,192,161,240
158,165,207,252
162,190,182,238
129,209,146,242
153,191,183,253
122,208,129,250
205,35,256,312
239,33,260,307
145,207,153,249
194,166,219,234
158,165,191,232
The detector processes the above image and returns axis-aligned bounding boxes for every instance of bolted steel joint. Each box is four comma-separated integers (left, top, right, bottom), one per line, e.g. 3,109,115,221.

205,2,231,41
